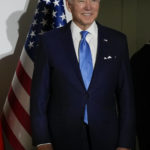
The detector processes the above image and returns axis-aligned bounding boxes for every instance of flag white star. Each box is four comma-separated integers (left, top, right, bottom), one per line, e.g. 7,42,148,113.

53,0,59,6
41,19,47,26
30,31,36,38
52,10,57,17
43,0,51,4
28,41,34,49
42,7,49,15
39,30,45,35
57,23,63,28
60,13,66,21
32,20,37,26
35,9,38,15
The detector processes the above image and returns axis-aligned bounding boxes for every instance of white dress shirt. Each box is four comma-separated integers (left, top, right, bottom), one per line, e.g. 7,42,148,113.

71,21,98,68
37,21,98,147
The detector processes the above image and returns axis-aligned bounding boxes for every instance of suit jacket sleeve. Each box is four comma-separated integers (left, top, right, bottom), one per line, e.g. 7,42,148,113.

116,35,136,149
30,37,52,146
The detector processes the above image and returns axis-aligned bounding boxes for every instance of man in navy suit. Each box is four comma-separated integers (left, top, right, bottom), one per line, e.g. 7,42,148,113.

30,0,136,150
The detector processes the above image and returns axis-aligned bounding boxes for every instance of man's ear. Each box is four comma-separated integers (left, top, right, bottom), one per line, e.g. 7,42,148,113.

65,0,72,12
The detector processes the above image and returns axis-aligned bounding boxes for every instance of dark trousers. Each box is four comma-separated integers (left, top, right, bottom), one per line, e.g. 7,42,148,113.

81,123,91,150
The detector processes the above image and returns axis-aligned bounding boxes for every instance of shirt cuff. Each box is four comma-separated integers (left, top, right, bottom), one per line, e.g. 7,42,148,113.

37,143,52,147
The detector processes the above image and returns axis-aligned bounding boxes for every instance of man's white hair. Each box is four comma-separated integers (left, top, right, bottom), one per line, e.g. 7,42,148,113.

67,0,100,3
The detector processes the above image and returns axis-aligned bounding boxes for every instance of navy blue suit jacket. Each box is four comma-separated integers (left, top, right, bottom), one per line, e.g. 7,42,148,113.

30,22,135,150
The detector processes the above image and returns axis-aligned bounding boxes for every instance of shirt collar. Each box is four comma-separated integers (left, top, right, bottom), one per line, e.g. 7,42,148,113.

70,21,98,40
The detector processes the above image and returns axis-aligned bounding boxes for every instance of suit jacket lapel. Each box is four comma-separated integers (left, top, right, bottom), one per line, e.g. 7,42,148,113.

88,24,110,91
62,22,110,92
63,22,86,91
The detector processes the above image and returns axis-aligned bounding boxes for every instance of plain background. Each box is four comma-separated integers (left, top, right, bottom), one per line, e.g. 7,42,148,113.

0,0,150,149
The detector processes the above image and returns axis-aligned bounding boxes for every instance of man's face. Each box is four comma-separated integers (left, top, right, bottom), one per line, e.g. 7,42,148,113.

66,0,100,30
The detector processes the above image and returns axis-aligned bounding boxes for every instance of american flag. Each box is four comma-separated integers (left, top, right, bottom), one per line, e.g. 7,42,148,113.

1,0,67,149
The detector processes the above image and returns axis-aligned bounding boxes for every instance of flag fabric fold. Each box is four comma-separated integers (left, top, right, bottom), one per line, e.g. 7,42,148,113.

1,0,67,149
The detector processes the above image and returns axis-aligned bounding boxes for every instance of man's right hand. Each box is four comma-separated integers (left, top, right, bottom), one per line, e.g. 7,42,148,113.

37,144,54,150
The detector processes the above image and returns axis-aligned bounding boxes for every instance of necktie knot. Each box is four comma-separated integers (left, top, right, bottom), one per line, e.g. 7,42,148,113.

80,31,89,40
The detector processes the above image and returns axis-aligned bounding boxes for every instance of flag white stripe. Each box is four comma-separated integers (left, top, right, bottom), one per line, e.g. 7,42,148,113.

3,99,32,150
12,73,30,114
20,48,34,79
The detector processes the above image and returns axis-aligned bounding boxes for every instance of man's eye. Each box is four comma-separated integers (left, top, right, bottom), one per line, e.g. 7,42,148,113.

79,0,85,2
91,0,99,2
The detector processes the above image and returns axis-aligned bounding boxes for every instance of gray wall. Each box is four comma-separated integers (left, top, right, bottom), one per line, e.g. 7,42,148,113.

99,0,150,56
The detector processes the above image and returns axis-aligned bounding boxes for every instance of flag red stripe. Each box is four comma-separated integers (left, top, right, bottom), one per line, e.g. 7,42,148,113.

0,120,4,150
8,87,31,135
1,114,25,150
16,61,31,95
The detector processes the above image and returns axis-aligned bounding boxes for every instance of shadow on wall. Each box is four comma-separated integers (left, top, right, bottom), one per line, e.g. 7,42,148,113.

0,0,38,113
6,11,24,56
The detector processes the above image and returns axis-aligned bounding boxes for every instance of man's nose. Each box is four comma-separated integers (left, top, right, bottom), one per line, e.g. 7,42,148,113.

84,0,92,10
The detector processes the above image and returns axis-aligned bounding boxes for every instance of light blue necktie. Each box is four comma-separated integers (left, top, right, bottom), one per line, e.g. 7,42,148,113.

79,31,93,124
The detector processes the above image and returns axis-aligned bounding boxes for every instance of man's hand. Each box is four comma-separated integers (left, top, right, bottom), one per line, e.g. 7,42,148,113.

116,147,131,150
37,144,54,150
